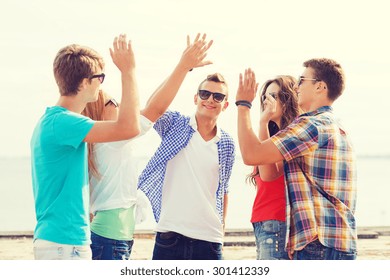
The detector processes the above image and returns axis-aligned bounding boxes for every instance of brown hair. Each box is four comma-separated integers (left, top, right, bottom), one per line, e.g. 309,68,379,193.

197,73,228,99
81,90,106,179
303,58,345,101
246,75,300,186
53,44,104,96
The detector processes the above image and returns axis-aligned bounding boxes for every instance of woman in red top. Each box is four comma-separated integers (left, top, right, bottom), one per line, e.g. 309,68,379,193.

247,76,300,260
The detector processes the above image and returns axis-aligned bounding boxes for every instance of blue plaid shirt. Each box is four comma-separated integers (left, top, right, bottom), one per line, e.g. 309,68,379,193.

138,111,235,222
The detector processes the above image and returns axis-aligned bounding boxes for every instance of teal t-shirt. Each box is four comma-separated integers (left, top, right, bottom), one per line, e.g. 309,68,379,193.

30,106,95,245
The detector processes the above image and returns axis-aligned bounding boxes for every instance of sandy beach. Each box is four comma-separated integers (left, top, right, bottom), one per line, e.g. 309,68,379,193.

1,227,390,260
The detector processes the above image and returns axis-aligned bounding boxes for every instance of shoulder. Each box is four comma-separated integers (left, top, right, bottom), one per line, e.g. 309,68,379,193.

158,110,190,124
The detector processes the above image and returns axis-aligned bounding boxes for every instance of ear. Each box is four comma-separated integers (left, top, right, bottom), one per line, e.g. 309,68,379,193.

222,101,229,111
317,81,327,91
194,94,198,105
80,78,89,90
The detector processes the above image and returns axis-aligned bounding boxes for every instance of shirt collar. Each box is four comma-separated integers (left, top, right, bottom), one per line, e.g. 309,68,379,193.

190,114,221,142
299,105,333,117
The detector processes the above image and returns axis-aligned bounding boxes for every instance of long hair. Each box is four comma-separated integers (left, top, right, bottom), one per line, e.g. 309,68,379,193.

81,90,106,179
246,75,300,186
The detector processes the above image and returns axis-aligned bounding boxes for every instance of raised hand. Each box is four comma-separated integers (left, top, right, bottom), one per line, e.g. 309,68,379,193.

236,68,258,103
109,34,135,74
178,33,213,71
260,92,277,123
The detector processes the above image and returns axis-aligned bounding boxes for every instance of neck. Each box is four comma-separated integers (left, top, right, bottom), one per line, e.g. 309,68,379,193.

56,95,87,114
195,114,218,141
306,100,333,113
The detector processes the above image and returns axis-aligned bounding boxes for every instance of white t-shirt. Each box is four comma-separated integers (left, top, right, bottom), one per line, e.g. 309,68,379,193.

155,115,224,243
89,115,153,215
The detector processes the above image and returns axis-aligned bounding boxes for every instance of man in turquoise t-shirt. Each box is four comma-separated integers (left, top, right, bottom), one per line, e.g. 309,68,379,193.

30,34,141,260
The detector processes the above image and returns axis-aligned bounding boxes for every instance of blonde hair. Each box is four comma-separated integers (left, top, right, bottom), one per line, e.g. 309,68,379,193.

81,90,106,179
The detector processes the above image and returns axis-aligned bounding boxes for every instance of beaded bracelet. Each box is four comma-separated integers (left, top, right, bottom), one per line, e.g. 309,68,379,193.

235,100,252,109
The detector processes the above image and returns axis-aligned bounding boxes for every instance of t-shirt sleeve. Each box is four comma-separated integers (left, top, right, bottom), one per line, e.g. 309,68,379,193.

271,117,319,162
139,114,154,136
54,111,95,148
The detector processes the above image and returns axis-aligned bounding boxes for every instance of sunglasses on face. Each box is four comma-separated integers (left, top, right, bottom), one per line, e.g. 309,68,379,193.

261,92,278,103
89,73,105,84
198,89,226,103
297,76,319,87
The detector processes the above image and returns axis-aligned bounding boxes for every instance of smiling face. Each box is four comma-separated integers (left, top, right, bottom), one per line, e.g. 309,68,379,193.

194,81,229,120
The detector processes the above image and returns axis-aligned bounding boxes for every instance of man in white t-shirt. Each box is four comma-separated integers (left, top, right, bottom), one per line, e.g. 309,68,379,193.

139,55,235,259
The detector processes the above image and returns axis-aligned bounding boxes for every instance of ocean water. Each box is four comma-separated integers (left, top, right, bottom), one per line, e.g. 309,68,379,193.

0,156,389,232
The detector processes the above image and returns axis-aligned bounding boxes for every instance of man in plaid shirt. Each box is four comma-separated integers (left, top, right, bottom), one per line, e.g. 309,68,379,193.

236,59,357,260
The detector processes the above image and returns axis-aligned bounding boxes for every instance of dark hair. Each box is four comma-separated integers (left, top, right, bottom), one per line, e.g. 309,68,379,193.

246,75,300,186
53,44,104,96
197,73,228,99
303,58,345,101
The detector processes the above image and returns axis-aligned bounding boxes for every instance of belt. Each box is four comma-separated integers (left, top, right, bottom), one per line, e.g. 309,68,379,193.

159,231,196,241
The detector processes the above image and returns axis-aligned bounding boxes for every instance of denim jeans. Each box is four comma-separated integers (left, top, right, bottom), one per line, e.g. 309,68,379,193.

90,231,134,260
152,232,223,260
293,239,357,260
252,220,289,260
33,239,92,260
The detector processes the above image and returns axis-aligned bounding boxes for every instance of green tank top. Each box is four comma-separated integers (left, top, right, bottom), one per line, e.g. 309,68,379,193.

90,206,135,240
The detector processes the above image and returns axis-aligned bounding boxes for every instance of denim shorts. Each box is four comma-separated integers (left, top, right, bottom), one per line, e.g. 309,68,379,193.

90,231,134,260
252,220,289,260
153,232,223,260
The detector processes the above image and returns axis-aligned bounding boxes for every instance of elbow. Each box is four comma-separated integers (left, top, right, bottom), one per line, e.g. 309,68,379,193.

127,126,141,139
240,151,261,166
121,122,141,140
242,156,256,166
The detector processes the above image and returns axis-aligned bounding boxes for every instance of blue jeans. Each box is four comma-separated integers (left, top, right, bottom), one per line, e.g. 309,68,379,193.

293,239,357,260
90,231,134,260
252,220,289,260
152,232,223,260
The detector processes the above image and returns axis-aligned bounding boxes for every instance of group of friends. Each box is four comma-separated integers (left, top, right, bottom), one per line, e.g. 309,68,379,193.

30,33,357,261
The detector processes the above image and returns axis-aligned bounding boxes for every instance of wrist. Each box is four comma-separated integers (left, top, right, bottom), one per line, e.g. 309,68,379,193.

235,100,252,109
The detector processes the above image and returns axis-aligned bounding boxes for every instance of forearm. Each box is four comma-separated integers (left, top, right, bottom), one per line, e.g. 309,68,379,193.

117,70,140,136
142,63,188,122
258,120,281,180
237,106,262,165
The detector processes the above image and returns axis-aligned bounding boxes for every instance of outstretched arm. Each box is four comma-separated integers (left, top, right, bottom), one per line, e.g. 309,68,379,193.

236,68,283,165
141,33,213,122
257,93,284,181
85,34,140,143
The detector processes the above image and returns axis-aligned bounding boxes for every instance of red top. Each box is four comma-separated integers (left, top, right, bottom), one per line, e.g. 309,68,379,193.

250,174,286,223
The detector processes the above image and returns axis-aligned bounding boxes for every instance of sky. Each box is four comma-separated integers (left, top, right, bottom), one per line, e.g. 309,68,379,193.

1,0,389,158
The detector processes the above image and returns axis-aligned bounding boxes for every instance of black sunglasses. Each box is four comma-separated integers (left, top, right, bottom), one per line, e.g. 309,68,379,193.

89,73,105,84
198,90,226,103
